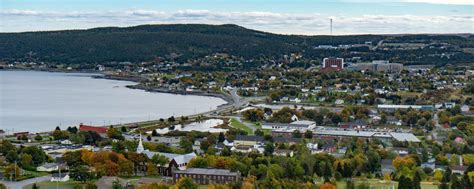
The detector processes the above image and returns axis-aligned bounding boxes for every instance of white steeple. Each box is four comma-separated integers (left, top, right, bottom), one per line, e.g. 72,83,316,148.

136,134,144,154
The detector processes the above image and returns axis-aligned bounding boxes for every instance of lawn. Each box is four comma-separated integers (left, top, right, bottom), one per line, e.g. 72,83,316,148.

230,118,253,135
25,180,86,189
335,179,439,189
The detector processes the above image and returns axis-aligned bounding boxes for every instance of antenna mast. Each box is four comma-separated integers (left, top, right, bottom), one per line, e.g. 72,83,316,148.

330,18,333,35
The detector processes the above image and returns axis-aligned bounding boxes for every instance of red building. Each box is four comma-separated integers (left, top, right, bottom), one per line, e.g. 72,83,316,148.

79,123,108,135
322,58,344,70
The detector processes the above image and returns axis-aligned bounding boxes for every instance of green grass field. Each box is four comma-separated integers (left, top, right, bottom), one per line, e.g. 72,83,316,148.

230,118,253,134
335,179,439,189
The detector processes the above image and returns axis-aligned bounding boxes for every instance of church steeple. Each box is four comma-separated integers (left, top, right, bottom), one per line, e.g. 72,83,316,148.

136,133,144,154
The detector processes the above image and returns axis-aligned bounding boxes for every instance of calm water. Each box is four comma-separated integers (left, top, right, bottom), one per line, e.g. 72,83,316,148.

0,71,226,133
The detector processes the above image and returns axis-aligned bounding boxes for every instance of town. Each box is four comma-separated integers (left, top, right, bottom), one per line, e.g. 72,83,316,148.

1,40,473,189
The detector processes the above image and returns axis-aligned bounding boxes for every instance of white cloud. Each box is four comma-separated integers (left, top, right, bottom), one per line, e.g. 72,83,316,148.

343,0,472,5
401,0,473,5
1,9,473,34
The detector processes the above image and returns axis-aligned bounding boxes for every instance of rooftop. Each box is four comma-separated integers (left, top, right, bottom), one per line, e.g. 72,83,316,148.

174,168,239,176
235,135,264,142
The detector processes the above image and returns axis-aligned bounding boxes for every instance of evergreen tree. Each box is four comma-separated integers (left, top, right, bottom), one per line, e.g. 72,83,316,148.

413,171,421,189
461,173,472,189
443,167,452,183
218,132,225,143
450,174,462,189
151,129,159,136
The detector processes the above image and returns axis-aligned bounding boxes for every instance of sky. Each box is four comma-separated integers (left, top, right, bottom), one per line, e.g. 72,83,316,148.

1,0,473,35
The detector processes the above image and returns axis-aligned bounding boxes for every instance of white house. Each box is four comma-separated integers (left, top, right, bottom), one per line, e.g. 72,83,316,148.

60,140,72,145
50,173,70,182
37,163,59,172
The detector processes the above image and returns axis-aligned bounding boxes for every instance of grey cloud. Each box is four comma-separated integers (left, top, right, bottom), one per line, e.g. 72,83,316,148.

1,9,472,34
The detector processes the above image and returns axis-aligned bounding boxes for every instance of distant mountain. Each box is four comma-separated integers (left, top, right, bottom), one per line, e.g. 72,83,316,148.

0,24,472,65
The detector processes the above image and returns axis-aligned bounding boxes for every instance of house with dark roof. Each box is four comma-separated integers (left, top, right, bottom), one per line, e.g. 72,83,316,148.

234,135,264,146
173,168,240,185
339,119,369,129
451,165,467,175
273,137,303,145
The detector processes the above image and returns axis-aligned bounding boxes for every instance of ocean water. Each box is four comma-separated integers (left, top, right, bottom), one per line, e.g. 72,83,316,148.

0,71,226,133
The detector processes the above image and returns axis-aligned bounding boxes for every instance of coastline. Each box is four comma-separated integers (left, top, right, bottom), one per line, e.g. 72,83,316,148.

126,85,234,107
90,73,234,106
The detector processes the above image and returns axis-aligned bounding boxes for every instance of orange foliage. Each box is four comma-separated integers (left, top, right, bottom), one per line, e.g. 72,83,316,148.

319,182,336,189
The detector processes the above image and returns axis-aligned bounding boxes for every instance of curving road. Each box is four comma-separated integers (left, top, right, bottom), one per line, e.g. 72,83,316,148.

1,175,51,189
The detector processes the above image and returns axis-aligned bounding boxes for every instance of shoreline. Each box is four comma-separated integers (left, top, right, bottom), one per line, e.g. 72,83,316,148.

126,85,234,107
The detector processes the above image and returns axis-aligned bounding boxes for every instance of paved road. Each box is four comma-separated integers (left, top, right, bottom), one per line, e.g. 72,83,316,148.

1,175,51,189
118,88,265,129
232,116,258,133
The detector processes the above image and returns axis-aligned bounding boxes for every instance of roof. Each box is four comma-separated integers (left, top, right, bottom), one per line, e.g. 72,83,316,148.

173,168,239,176
79,124,108,134
142,151,196,166
273,137,303,143
274,149,293,153
235,135,264,142
451,165,466,172
390,132,420,142
377,104,434,110
290,120,316,126
39,163,58,169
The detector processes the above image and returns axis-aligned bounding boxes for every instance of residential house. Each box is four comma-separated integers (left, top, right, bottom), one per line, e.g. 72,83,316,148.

234,135,264,146
273,149,294,157
391,147,409,157
152,136,182,147
339,119,368,129
273,137,303,145
451,165,467,175
231,145,253,153
192,138,205,154
173,168,240,185
60,140,73,145
51,173,70,182
37,163,59,172
386,116,402,126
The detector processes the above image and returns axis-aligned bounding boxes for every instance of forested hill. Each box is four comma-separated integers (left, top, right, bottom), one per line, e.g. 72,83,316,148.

0,24,472,65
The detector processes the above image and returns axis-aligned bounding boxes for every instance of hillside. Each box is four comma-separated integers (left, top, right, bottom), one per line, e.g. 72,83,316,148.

0,24,472,65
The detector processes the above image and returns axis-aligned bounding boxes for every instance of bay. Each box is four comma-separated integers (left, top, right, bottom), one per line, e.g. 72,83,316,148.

0,71,226,133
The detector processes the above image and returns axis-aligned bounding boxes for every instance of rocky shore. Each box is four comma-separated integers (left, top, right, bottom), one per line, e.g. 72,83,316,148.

126,84,234,106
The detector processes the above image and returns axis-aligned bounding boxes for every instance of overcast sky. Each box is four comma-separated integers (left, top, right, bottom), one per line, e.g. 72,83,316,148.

1,0,473,34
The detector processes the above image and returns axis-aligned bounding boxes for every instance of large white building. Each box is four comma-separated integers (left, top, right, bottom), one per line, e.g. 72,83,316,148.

349,60,403,73
262,120,316,130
